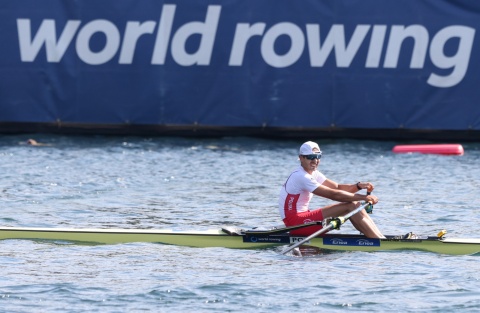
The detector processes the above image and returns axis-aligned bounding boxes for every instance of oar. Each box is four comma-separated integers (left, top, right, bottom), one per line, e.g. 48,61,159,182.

281,201,372,255
244,221,323,236
366,189,373,213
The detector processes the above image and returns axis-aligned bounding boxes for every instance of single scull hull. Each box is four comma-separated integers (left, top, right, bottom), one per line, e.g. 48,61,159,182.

0,226,478,255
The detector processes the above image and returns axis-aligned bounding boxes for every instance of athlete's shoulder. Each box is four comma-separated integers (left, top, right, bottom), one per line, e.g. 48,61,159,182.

312,169,325,177
290,166,309,177
312,170,327,182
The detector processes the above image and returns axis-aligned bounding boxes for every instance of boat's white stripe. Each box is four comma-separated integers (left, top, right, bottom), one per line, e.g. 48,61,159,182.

0,227,225,235
442,238,480,244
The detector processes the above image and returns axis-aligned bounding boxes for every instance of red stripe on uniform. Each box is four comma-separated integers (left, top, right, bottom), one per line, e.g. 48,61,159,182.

283,193,300,219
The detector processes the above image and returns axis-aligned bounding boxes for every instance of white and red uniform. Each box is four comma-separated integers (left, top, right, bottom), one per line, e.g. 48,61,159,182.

278,166,327,236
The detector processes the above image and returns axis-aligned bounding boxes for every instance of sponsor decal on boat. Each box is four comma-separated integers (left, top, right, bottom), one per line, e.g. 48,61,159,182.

244,235,291,244
290,237,310,244
324,237,380,247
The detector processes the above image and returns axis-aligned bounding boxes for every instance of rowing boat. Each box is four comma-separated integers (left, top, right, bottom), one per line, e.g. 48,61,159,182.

0,224,479,255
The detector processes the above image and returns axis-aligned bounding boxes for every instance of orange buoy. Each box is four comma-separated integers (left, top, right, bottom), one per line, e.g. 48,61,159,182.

392,144,464,156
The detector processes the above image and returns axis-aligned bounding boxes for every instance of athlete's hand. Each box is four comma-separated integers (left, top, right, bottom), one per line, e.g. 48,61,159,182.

366,194,379,205
358,182,374,192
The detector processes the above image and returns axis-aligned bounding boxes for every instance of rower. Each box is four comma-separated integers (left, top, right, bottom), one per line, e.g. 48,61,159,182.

278,141,385,238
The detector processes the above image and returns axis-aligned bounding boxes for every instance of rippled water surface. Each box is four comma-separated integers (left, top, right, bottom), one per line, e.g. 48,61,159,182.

1,135,479,312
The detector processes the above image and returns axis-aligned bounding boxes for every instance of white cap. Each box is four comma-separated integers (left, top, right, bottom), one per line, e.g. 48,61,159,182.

299,141,321,155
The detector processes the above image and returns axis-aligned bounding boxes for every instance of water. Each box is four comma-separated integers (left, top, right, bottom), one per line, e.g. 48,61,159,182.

0,135,479,312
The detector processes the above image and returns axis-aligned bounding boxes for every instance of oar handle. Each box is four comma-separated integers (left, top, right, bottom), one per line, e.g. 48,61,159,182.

365,189,373,213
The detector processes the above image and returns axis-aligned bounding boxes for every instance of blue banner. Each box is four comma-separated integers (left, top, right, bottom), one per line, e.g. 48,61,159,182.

1,0,479,136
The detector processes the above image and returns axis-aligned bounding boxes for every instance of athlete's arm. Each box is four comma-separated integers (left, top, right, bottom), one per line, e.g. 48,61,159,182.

322,178,373,194
312,183,378,204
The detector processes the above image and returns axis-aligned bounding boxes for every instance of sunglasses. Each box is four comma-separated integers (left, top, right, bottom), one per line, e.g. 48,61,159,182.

302,153,322,160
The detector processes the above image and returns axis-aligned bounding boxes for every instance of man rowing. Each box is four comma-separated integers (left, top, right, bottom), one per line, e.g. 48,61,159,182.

278,141,385,238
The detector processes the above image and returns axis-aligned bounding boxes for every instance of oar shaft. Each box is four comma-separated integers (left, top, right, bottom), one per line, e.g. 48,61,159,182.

250,221,323,236
281,201,371,255
282,224,334,254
